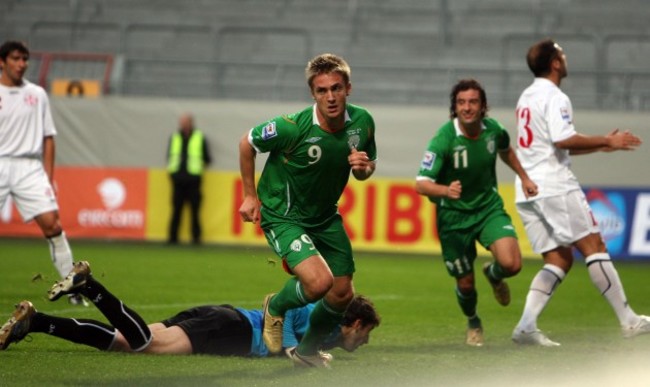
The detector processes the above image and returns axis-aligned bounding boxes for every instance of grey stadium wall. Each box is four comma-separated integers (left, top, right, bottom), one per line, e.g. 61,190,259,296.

51,96,649,187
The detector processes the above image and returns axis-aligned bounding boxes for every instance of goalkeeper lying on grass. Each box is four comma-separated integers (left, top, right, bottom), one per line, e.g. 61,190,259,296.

0,261,379,368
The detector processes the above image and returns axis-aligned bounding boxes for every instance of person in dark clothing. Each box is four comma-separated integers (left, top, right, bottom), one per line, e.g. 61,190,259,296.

167,113,212,245
0,261,380,367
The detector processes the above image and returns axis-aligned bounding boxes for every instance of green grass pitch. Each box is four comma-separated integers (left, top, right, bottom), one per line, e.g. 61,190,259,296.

1,238,649,386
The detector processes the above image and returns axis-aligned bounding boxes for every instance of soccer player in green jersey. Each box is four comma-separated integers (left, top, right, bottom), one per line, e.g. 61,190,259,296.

238,53,376,367
415,79,538,346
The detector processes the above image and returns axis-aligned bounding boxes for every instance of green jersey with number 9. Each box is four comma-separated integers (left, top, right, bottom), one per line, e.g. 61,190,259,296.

417,117,509,212
248,104,376,227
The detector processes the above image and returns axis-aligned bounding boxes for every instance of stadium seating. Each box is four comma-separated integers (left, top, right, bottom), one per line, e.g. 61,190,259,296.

2,0,649,110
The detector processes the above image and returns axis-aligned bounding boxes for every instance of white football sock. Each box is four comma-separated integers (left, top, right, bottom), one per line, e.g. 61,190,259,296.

585,253,639,328
47,231,74,278
515,264,565,333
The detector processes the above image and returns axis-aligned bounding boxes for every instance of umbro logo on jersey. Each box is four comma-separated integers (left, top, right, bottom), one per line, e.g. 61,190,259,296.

453,145,466,152
305,137,322,143
503,225,514,230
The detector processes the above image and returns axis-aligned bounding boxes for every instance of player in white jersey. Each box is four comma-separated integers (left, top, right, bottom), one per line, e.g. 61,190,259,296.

511,38,648,346
0,41,85,306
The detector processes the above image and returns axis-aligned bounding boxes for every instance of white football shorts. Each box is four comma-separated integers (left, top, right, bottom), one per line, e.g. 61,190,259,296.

0,157,58,222
516,189,600,254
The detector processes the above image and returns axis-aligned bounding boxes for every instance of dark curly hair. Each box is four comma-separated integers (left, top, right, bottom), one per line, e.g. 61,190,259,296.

449,78,488,119
341,295,381,328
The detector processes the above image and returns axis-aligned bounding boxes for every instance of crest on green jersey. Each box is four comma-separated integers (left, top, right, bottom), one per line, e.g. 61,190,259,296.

347,134,360,150
486,138,495,154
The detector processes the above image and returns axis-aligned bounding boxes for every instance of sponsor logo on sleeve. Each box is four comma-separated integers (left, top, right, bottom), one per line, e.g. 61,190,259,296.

560,107,571,122
421,151,435,170
261,121,278,141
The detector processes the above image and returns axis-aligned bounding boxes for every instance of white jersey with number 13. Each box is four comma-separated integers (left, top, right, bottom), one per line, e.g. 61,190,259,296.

514,77,581,203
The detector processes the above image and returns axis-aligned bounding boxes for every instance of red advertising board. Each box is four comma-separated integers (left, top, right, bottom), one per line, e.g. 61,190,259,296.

0,167,148,239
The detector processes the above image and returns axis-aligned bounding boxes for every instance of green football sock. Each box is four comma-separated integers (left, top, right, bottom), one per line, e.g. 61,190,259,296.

296,299,344,356
468,315,482,329
269,277,310,316
456,286,478,321
486,262,509,281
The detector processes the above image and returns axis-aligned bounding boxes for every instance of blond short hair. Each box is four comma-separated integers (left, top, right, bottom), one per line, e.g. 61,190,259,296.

305,53,351,89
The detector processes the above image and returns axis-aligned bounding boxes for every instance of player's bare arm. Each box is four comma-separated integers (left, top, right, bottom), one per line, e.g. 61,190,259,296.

238,134,260,223
349,148,375,181
415,179,461,200
42,136,55,184
604,129,642,151
557,130,642,155
498,146,538,198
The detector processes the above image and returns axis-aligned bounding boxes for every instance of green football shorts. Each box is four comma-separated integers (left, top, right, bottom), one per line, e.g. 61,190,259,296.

262,213,355,277
438,207,517,278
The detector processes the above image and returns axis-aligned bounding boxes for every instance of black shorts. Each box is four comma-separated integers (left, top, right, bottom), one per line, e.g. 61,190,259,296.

161,304,252,356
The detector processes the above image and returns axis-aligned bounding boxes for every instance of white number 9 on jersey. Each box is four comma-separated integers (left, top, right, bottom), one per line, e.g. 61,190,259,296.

308,145,322,164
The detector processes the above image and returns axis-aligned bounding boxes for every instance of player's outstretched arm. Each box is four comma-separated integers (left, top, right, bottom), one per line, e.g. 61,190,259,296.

238,134,260,223
603,129,642,151
498,146,538,198
556,129,642,155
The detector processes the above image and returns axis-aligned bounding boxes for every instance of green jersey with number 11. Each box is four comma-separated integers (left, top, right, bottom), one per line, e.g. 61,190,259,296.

249,104,376,227
417,117,509,212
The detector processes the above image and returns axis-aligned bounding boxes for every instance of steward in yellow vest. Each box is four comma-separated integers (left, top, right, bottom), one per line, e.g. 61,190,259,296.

166,113,212,245
168,130,207,176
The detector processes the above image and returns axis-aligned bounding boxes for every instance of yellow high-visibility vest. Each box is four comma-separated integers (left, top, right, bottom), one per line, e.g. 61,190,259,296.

167,130,204,175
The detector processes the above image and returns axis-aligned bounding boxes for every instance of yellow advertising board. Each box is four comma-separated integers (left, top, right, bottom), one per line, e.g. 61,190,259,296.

146,170,535,257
